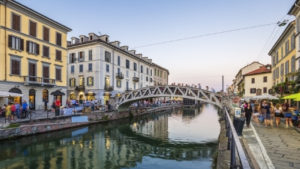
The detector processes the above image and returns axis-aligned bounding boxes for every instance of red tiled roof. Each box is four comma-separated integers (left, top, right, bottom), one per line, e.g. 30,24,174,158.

245,66,271,76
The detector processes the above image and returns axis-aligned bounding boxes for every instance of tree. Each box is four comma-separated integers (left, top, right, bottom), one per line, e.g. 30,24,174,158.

295,71,300,92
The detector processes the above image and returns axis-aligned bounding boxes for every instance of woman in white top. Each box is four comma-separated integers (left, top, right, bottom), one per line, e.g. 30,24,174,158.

274,103,282,127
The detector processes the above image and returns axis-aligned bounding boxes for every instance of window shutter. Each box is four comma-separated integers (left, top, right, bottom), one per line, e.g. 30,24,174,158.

26,41,30,52
8,35,12,48
20,39,24,51
36,44,39,55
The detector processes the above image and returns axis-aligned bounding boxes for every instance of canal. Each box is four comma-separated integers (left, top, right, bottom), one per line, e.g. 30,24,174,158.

0,104,220,169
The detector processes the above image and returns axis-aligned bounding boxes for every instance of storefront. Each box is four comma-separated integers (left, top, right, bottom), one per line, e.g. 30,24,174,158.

29,89,36,110
85,92,96,101
8,88,22,104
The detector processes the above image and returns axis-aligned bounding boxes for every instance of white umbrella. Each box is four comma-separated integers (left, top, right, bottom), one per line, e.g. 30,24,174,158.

0,91,23,97
251,94,278,100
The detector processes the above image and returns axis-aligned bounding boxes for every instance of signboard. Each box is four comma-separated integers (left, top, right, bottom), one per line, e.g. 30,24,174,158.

235,108,241,118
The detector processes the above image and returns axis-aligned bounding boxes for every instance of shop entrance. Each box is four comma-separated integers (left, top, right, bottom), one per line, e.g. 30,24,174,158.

29,89,36,110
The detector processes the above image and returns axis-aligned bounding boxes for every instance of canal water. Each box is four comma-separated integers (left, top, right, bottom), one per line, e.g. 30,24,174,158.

0,104,220,169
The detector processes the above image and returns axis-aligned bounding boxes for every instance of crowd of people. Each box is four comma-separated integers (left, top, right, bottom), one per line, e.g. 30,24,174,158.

0,100,29,121
240,100,300,128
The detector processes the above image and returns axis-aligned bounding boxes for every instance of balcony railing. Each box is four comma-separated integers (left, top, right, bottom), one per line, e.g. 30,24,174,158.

132,77,139,82
105,85,114,91
75,84,85,91
116,72,124,79
24,76,56,87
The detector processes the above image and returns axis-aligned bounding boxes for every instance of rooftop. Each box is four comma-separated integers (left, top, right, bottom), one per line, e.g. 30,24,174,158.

244,65,271,76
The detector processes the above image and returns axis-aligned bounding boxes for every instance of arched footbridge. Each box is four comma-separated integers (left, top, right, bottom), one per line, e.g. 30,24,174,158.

115,85,222,109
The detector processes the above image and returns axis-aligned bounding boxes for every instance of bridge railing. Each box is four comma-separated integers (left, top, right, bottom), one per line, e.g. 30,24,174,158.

223,107,251,169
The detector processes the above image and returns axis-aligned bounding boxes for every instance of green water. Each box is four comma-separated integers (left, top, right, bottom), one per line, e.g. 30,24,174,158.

0,104,220,169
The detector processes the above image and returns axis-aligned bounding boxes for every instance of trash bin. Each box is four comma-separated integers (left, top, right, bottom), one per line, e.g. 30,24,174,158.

233,116,245,136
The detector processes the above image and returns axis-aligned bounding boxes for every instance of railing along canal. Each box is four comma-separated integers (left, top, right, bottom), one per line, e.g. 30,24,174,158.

223,107,251,169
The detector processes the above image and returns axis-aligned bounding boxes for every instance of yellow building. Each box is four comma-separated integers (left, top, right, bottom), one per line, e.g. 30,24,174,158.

0,0,71,109
269,21,297,86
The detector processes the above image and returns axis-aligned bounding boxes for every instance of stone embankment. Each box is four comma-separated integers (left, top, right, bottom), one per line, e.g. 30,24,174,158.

0,104,181,141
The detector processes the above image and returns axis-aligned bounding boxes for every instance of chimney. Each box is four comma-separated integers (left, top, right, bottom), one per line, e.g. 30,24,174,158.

79,35,88,43
120,46,129,51
88,33,98,40
147,58,152,63
71,37,80,44
136,53,142,58
99,34,109,42
129,50,136,55
110,41,120,47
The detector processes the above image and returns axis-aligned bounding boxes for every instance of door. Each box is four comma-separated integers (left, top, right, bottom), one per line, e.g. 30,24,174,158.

29,89,36,110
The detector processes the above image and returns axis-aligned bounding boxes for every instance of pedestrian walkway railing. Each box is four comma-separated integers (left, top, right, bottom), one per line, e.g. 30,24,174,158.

224,107,251,169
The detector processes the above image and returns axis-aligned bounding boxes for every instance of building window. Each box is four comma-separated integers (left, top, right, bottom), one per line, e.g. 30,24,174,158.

116,79,121,88
291,56,296,72
56,50,62,61
29,20,37,37
126,60,130,69
78,51,84,62
263,87,267,93
126,81,129,90
263,76,267,83
275,51,278,64
79,64,83,73
134,62,137,71
291,33,295,50
285,40,289,55
79,76,84,86
280,63,284,76
71,65,74,74
141,65,143,73
42,65,50,82
26,41,39,55
146,68,149,75
88,50,93,60
250,88,256,94
105,51,111,62
69,53,76,63
43,26,49,42
43,46,49,58
11,13,21,32
88,63,93,72
146,76,148,82
87,77,94,86
117,56,121,66
150,78,153,82
126,70,129,77
8,35,23,51
251,78,255,84
281,47,283,58
10,56,21,75
106,64,109,72
117,68,120,74
56,32,62,46
69,78,76,87
285,60,289,75
55,67,62,81
150,69,152,76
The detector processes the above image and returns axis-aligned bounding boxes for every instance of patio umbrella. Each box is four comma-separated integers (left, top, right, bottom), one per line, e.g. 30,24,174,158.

282,93,300,99
251,94,279,100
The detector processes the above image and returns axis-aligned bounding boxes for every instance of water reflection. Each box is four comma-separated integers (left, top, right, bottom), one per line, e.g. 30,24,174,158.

0,104,220,169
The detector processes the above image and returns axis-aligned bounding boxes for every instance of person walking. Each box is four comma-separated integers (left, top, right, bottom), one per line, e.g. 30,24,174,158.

282,102,293,128
261,100,271,127
10,103,16,121
55,98,61,116
15,102,20,119
274,103,282,127
245,102,253,127
6,103,11,121
22,100,28,118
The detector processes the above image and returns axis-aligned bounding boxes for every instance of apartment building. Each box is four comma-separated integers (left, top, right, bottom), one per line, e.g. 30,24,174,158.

0,0,71,109
67,33,169,105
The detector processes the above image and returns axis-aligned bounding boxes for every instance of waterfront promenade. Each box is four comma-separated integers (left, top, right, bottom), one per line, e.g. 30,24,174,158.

243,120,300,169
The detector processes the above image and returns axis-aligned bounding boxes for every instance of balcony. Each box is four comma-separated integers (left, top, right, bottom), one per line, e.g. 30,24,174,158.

116,72,124,79
132,77,139,82
104,85,114,91
24,76,56,87
75,84,85,91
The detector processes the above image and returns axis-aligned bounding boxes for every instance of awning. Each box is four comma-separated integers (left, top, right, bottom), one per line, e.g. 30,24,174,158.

51,90,65,96
0,91,23,97
282,93,300,100
248,94,279,100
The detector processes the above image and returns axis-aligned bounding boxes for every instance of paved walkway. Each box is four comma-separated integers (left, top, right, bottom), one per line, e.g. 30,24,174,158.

244,121,300,169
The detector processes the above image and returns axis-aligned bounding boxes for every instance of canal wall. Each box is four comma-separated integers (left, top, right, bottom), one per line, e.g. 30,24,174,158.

0,104,181,141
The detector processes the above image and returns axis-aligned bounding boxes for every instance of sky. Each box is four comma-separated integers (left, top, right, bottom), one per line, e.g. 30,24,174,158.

20,0,295,91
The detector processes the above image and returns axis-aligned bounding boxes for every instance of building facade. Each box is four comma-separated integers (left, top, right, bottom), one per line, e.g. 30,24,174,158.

67,33,169,105
152,63,169,86
244,65,272,97
0,0,71,109
232,61,263,95
269,21,297,85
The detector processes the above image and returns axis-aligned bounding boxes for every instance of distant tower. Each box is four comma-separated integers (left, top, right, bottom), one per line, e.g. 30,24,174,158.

222,75,224,92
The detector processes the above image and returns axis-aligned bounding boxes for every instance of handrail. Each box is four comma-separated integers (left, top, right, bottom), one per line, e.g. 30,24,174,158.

224,107,251,169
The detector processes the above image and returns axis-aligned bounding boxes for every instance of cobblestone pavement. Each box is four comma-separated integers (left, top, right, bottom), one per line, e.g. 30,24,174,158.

252,122,300,169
